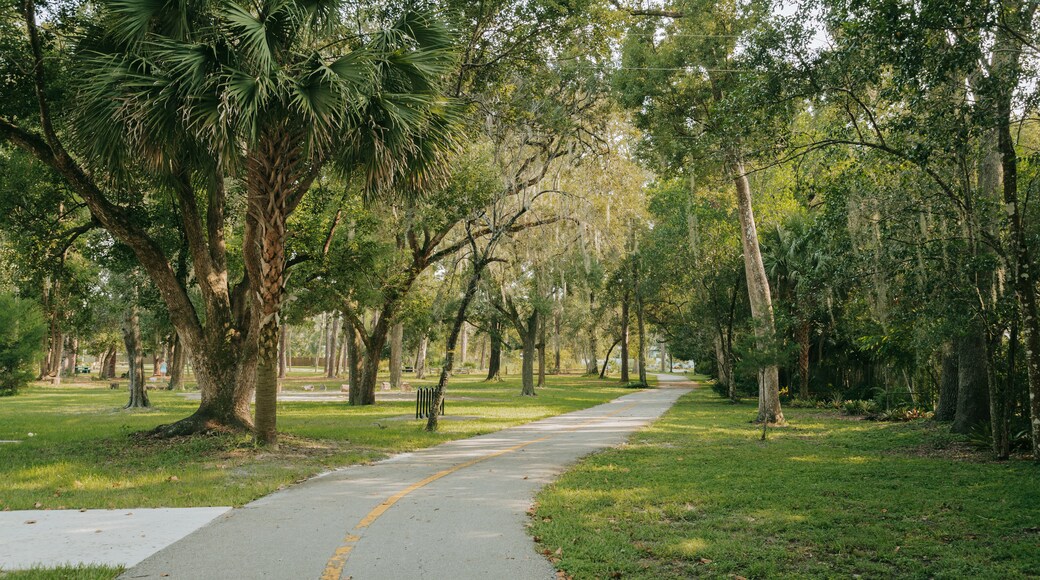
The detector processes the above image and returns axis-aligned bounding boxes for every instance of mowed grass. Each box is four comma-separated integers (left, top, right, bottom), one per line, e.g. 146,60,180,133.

0,372,629,512
531,385,1040,579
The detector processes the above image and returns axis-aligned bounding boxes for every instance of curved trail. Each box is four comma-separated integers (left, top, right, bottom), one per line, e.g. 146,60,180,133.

121,375,693,580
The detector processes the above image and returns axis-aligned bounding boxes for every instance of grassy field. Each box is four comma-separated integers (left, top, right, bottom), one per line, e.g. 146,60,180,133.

0,372,630,512
531,384,1040,579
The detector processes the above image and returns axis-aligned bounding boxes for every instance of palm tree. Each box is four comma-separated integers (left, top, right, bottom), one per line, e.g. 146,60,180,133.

763,215,825,399
77,0,459,446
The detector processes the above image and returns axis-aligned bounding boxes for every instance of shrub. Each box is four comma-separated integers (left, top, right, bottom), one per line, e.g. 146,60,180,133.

0,293,46,396
841,399,879,416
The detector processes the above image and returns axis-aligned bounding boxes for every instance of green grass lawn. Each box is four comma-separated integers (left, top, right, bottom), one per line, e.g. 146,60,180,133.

0,373,629,512
531,385,1040,579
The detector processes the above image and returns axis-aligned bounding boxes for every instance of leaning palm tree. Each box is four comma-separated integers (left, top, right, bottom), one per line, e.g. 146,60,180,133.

76,0,459,446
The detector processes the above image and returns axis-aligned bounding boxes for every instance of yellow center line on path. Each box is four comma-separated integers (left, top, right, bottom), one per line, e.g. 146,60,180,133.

320,400,642,580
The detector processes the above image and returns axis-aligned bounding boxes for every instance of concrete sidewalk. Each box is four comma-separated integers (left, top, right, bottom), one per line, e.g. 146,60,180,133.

0,508,231,571
123,376,693,579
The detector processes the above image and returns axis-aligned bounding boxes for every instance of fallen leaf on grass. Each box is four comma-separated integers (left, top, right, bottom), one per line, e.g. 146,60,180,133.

33,502,41,508
697,558,713,564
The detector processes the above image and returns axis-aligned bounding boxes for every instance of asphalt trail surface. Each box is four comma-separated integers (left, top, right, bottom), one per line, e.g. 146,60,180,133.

121,375,693,580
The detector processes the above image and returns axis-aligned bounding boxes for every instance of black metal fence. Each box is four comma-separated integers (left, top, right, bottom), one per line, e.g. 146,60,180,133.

415,387,445,419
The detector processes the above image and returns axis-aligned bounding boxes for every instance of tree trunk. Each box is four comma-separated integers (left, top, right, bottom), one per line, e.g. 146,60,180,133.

521,311,538,396
390,322,404,388
600,336,621,379
347,324,362,399
479,335,487,370
168,333,185,390
122,303,150,409
64,336,78,377
553,311,561,374
486,320,502,381
620,293,630,383
352,312,391,405
797,320,811,398
460,323,469,367
660,342,667,373
636,295,647,386
537,317,546,388
105,346,117,379
952,328,990,434
415,335,428,379
732,162,784,424
426,258,490,431
327,313,339,379
587,291,599,375
934,341,958,421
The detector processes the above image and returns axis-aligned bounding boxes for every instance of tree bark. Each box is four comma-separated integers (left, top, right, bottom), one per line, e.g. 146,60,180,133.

587,291,599,375
415,335,428,379
389,322,404,388
486,320,502,381
553,310,561,374
278,324,288,380
346,324,362,399
953,328,990,434
426,258,491,431
620,292,630,383
537,317,546,388
636,295,647,386
122,303,149,409
600,336,621,379
521,311,538,396
732,162,784,424
460,323,469,367
934,341,958,421
327,313,339,378
168,333,185,390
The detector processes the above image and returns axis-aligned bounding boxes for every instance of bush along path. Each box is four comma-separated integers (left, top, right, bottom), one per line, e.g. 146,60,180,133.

121,376,694,579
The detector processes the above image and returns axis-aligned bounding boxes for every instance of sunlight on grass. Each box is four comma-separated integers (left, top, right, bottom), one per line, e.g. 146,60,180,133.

532,386,1040,579
0,373,631,511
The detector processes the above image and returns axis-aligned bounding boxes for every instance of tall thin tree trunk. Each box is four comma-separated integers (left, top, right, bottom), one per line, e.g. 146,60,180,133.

587,291,599,375
390,322,404,388
600,336,621,379
347,324,361,397
636,297,647,386
553,311,561,374
327,313,339,379
537,318,546,388
415,335,428,379
521,312,538,396
620,292,630,383
460,323,469,367
732,161,784,424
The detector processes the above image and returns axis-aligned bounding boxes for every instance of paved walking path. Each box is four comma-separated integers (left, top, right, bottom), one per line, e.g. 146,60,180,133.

123,375,693,580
